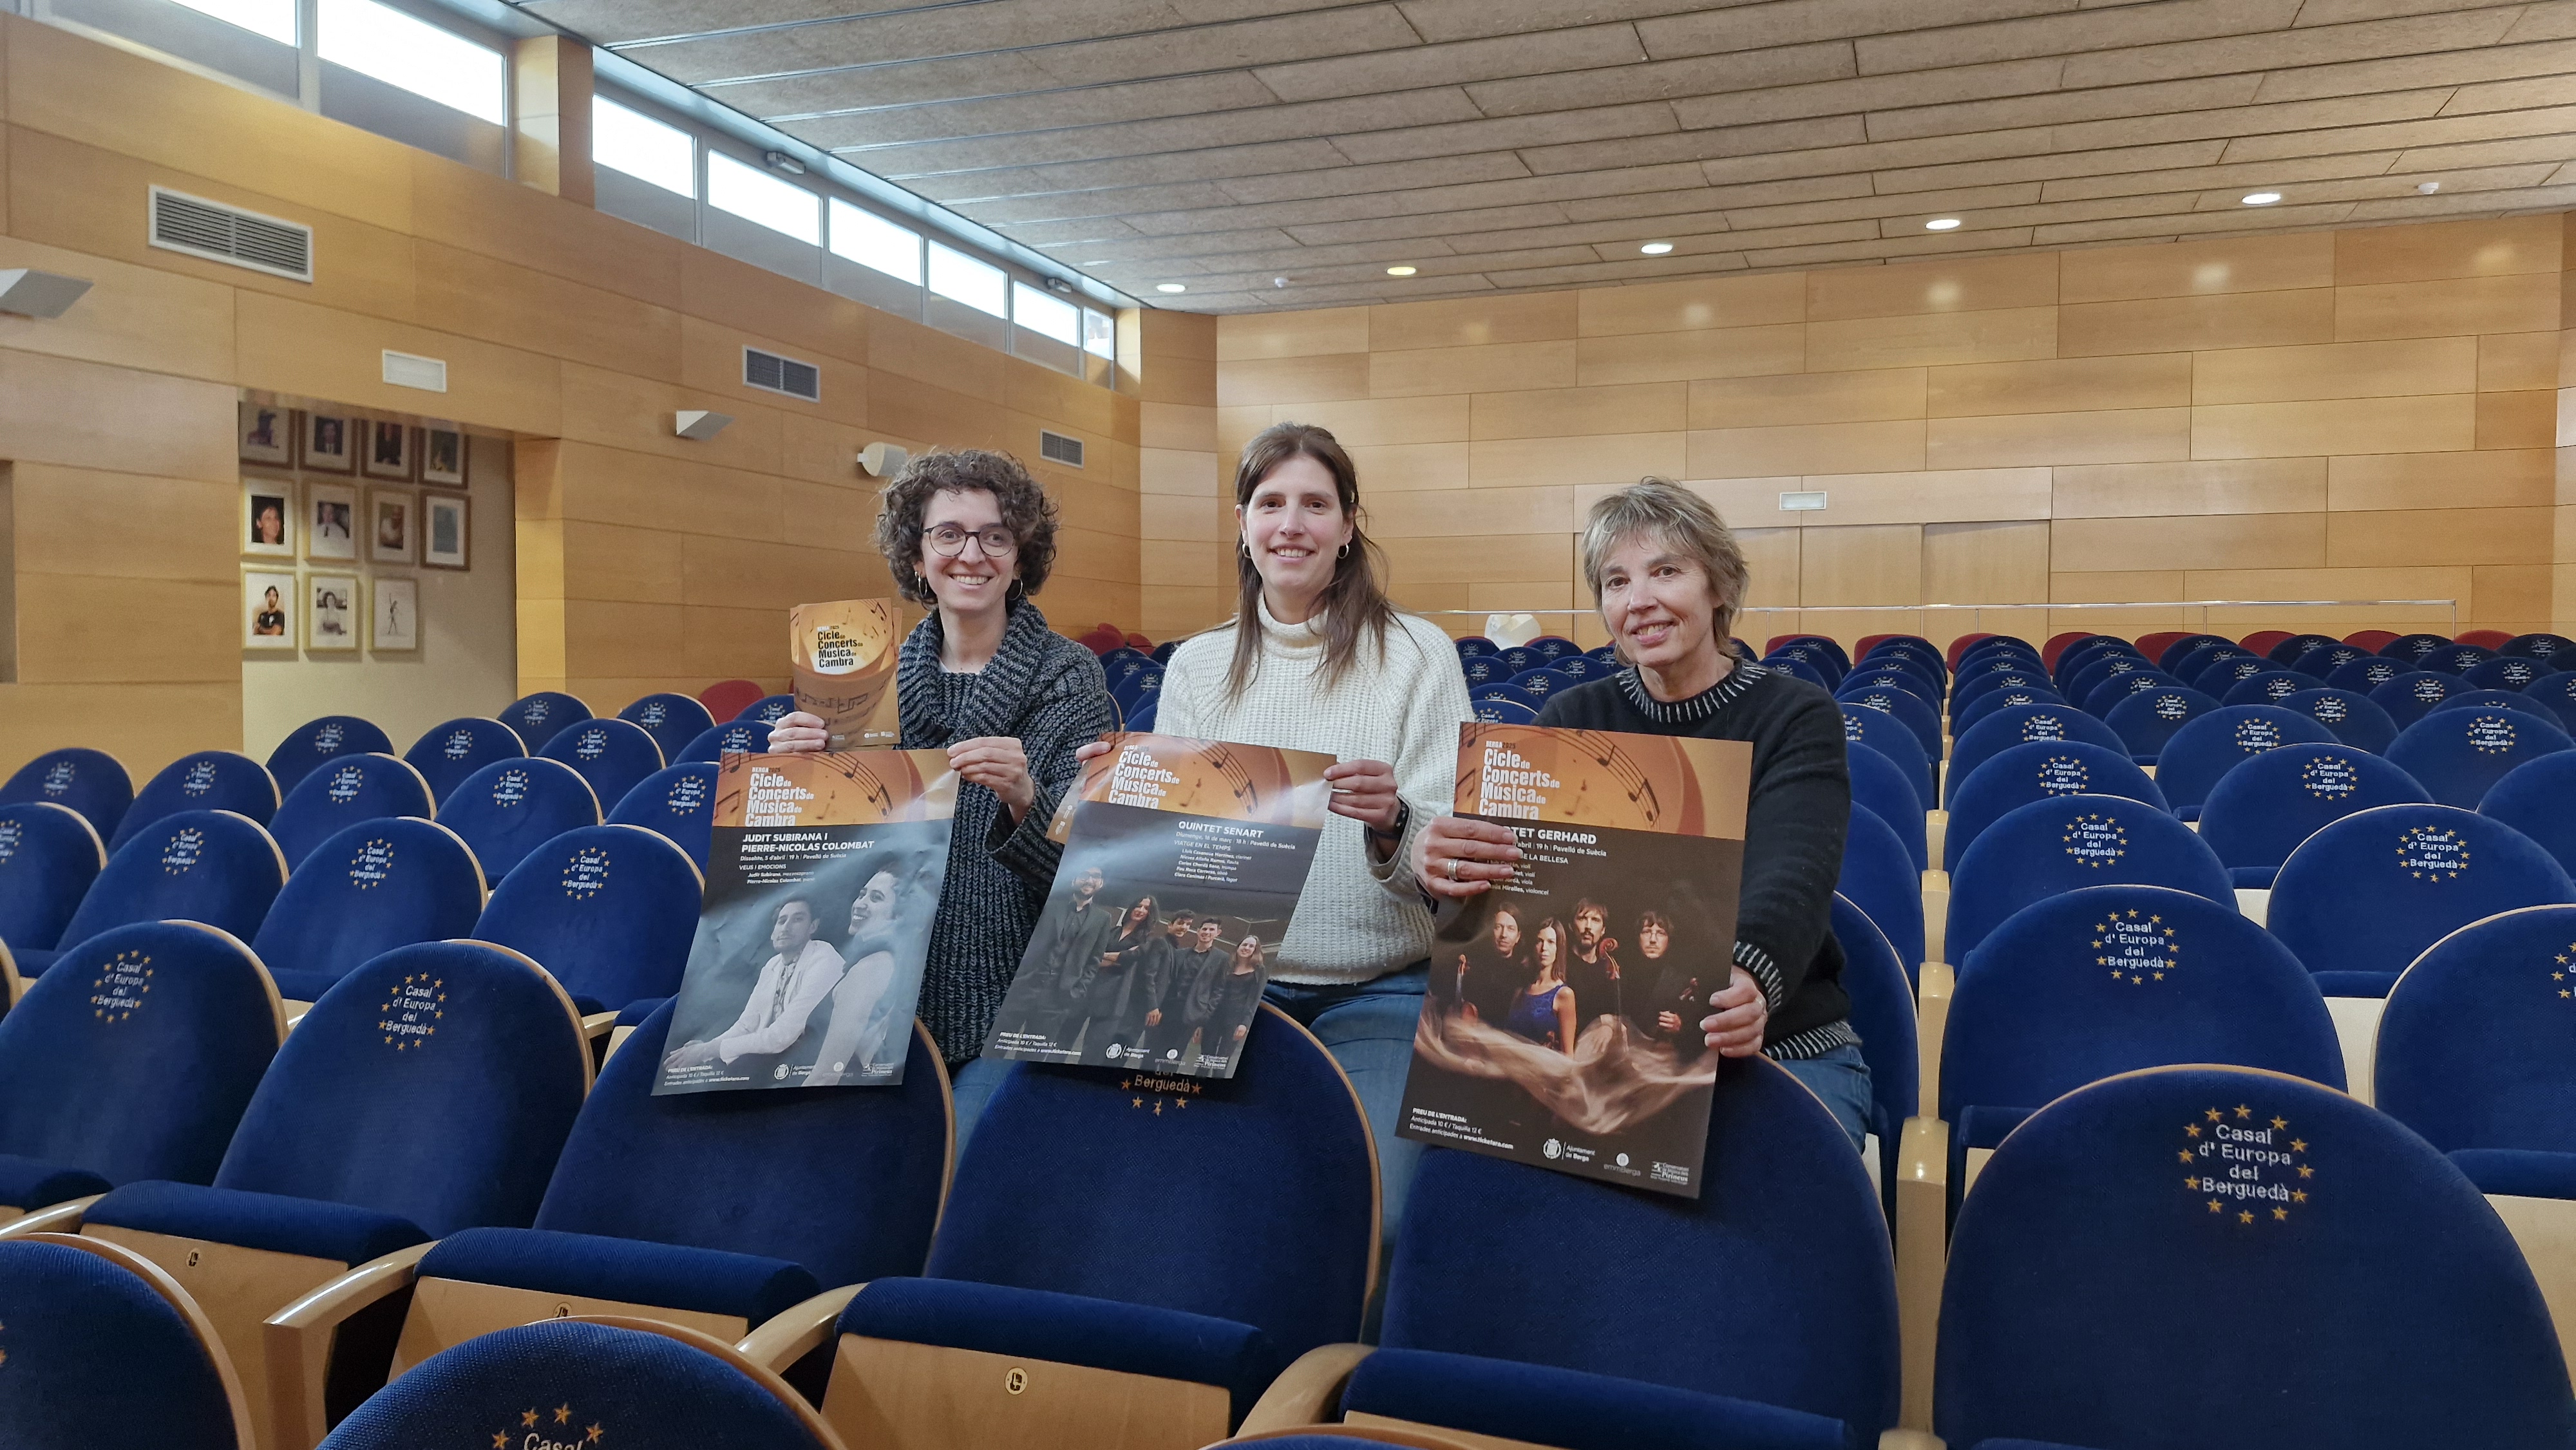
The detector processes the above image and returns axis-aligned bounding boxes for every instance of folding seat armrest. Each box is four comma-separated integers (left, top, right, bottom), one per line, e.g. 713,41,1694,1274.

738,1282,866,1373
582,1010,620,1041
1879,1431,1946,1449
1915,961,1953,1126
1237,1342,1375,1434
1895,1116,1951,1433
263,1241,433,1450
0,1192,106,1239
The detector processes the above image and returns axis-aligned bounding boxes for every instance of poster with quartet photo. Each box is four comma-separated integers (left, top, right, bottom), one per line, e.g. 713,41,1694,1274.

1397,724,1750,1198
653,749,958,1095
791,598,904,750
983,733,1334,1079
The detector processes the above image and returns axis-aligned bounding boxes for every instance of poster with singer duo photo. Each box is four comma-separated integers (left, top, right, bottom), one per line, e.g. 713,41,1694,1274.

1397,724,1750,1198
981,732,1334,1080
654,750,958,1095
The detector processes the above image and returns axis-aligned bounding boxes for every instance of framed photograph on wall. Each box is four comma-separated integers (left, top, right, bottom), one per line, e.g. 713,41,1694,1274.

243,478,296,558
302,411,355,474
368,487,416,565
422,493,469,570
240,401,295,467
306,481,357,561
308,573,359,652
363,418,415,480
243,568,296,650
372,576,419,652
421,423,468,487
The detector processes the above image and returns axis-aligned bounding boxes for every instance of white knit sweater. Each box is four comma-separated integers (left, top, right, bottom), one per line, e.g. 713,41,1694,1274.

1158,599,1473,985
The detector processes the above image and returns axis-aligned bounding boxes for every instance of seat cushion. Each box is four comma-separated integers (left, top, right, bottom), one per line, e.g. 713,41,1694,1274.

265,968,343,1003
614,995,670,1028
1341,1347,1853,1450
2451,1149,2576,1201
1955,1106,2039,1154
0,1153,110,1210
419,1226,820,1324
86,1180,427,1265
841,1276,1280,1424
2312,972,2397,999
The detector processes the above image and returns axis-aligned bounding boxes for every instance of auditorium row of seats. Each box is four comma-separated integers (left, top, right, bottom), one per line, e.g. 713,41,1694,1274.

5,630,2576,1447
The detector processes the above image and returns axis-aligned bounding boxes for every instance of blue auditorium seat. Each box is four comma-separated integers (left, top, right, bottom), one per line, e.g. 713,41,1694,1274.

2480,752,2576,879
2419,642,2497,675
1264,1054,1899,1450
2061,654,2151,710
1837,679,1942,764
69,939,590,1433
2078,667,2186,719
317,1318,834,1450
2387,703,2575,808
325,1005,949,1406
110,751,278,852
437,758,602,882
2101,684,2219,764
1944,704,2128,812
1841,804,1926,972
2054,639,2135,689
618,692,718,765
1944,740,2164,873
1454,636,1497,657
2152,704,2336,822
0,1236,251,1450
2277,686,2400,755
1850,652,1942,697
1768,636,1847,686
1840,706,1934,812
249,817,486,1004
2169,641,2249,685
266,753,436,869
540,718,668,823
2221,669,2310,707
737,693,798,724
1493,646,1536,677
264,717,394,796
791,1005,1374,1449
2193,653,2275,697
1848,742,1927,872
0,921,281,1214
498,691,592,752
1839,663,1939,710
2370,669,2463,730
1526,635,1580,663
1945,795,2231,965
1835,894,1920,1200
1762,654,1832,689
0,747,134,841
2503,632,2576,662
2269,804,2575,997
2291,641,2370,679
2325,652,2408,694
32,811,286,978
2266,632,2341,665
472,825,699,1017
1470,697,1539,726
1934,1066,2575,1450
1951,682,2067,737
1501,666,1573,704
0,802,104,963
2155,633,2235,673
2380,631,2454,663
609,763,719,872
1951,658,2051,710
2522,670,2576,733
1547,653,1604,682
676,719,774,762
1459,654,1499,687
2199,744,2432,889
2429,686,2568,732
2376,904,2576,1185
2467,654,2552,692
399,718,526,804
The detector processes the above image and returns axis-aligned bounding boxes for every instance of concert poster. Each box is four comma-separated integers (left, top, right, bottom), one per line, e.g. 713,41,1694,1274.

654,750,956,1095
1397,724,1750,1198
790,597,904,749
982,732,1332,1080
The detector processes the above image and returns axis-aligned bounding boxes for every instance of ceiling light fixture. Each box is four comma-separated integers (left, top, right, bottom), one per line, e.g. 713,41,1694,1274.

1156,283,1186,294
1925,217,1962,231
2242,191,2282,205
1639,241,1674,254
761,150,806,176
1386,265,1417,276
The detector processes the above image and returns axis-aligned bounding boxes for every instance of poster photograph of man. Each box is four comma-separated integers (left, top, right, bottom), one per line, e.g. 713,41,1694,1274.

1398,725,1750,1198
655,750,957,1095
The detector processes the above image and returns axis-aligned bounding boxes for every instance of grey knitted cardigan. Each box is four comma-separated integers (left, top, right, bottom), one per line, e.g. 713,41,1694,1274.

899,599,1116,1065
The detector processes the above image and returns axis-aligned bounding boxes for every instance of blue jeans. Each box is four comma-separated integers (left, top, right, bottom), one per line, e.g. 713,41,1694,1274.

1261,965,1430,1250
949,1054,1012,1160
1776,1042,1873,1158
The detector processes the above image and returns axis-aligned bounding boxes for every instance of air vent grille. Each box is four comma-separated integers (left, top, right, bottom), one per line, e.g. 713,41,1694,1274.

744,347,820,402
148,187,312,282
1040,429,1085,468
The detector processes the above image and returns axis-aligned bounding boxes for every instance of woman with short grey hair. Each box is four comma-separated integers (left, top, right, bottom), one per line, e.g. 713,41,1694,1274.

1412,478,1870,1152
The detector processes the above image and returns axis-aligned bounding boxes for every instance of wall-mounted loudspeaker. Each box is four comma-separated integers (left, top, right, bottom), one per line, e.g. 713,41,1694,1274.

858,441,910,478
0,268,92,318
674,410,734,440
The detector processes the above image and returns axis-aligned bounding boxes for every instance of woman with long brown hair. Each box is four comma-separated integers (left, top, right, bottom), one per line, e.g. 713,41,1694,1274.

1084,420,1472,1243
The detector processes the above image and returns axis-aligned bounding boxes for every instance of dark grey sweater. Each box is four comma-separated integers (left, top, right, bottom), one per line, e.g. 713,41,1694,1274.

898,601,1116,1064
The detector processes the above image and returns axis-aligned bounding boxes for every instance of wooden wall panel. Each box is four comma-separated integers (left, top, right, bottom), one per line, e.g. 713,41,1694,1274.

1925,521,2050,604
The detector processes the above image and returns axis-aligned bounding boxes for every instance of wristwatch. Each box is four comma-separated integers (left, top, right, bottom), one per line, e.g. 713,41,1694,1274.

1370,798,1410,849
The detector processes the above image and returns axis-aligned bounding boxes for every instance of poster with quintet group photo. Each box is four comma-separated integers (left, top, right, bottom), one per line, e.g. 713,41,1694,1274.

982,733,1334,1079
1397,724,1750,1198
654,750,957,1095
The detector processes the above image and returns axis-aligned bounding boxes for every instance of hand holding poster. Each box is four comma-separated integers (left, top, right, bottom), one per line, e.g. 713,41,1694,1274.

654,750,956,1095
983,733,1333,1078
1397,724,1750,1197
791,598,904,750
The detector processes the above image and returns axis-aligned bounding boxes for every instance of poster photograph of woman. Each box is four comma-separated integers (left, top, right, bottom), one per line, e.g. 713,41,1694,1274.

1398,724,1750,1198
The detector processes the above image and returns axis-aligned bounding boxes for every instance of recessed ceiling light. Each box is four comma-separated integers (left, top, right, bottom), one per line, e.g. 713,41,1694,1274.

1386,265,1417,276
1155,283,1186,294
1639,241,1674,254
2242,191,2282,205
1924,217,1962,231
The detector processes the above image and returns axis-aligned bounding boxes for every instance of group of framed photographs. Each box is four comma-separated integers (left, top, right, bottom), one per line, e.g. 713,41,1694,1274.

242,569,416,654
239,400,469,487
242,476,467,569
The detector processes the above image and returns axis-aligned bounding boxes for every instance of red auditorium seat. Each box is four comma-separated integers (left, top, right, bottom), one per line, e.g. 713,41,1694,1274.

2457,628,2514,648
696,679,766,721
1124,631,1154,650
2135,630,2189,661
2344,630,2400,652
1946,632,1994,670
1855,633,1894,657
2240,630,2296,656
2041,632,2091,670
1077,623,1125,655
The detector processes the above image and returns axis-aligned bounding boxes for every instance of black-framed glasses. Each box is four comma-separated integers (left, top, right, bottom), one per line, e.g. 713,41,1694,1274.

925,523,1018,558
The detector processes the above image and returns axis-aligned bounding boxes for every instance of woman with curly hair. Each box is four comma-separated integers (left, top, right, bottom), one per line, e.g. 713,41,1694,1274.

772,448,1114,1140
